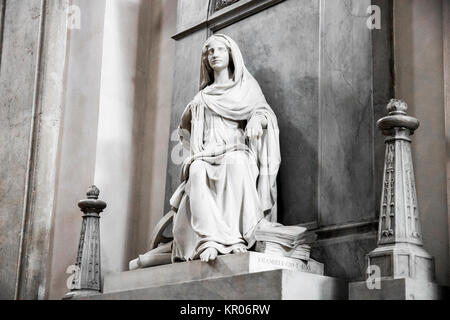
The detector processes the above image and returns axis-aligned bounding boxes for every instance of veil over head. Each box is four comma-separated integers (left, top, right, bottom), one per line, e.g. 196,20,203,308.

199,34,275,121
171,34,281,221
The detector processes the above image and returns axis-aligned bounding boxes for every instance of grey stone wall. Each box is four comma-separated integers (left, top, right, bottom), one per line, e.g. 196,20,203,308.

0,0,178,300
0,0,69,299
393,0,449,286
0,0,42,300
46,0,107,300
445,0,450,285
46,0,177,299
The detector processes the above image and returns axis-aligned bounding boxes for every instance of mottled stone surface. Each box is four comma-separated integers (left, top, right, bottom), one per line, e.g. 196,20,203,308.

85,269,347,300
218,0,320,225
311,232,377,281
0,0,42,300
349,278,447,300
17,0,69,299
319,0,375,225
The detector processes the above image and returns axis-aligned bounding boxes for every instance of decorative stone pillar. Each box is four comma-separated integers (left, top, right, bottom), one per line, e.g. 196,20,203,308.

368,99,434,281
349,100,443,300
64,186,106,299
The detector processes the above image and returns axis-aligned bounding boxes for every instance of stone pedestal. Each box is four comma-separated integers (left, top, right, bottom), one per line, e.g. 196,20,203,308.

76,252,347,300
367,243,434,281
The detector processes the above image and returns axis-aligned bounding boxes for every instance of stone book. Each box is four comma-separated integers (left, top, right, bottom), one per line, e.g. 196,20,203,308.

255,241,311,260
254,219,317,248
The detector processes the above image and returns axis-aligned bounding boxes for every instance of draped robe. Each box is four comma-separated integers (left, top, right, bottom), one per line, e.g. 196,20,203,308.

169,35,281,261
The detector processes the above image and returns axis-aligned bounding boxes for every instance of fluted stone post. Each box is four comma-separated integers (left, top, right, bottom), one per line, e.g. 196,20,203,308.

368,99,435,281
64,186,106,299
349,100,443,300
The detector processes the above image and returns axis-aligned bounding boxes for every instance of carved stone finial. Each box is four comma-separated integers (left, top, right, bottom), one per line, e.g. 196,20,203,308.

86,185,100,199
64,186,106,299
386,99,408,115
78,185,106,213
377,99,419,134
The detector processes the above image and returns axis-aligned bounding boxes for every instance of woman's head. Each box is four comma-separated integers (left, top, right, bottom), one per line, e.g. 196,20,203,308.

201,35,235,83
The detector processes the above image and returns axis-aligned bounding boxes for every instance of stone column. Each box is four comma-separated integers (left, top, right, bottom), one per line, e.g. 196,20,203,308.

349,100,443,300
64,186,106,299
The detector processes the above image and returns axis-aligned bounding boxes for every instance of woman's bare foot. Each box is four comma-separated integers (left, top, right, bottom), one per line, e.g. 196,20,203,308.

232,245,248,254
200,247,218,262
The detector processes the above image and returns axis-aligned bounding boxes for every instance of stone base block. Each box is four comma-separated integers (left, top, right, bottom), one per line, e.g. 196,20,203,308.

367,244,435,281
349,278,447,300
83,270,347,300
74,252,347,300
103,252,324,294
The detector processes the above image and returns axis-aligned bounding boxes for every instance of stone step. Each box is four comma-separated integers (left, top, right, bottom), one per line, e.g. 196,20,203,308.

84,269,347,300
102,252,324,294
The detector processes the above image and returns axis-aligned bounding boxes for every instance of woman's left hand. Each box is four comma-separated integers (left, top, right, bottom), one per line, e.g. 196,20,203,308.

245,116,264,140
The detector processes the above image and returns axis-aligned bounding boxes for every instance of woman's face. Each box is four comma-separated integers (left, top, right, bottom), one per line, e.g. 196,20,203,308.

206,40,230,72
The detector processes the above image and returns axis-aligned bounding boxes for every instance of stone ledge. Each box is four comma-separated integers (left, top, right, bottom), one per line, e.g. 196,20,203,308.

81,269,347,300
103,252,324,294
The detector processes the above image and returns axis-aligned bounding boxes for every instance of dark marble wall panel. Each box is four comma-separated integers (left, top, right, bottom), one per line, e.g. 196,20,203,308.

311,233,377,280
217,0,320,225
167,0,392,239
164,30,209,213
319,0,376,226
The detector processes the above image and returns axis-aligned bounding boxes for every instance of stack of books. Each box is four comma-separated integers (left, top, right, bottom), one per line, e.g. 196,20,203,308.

254,219,317,261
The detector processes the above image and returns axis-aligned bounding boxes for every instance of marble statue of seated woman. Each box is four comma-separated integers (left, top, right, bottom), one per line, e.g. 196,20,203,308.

129,34,281,270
